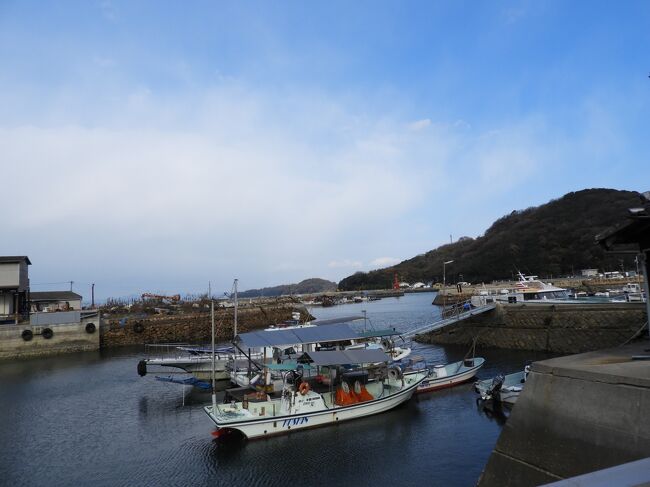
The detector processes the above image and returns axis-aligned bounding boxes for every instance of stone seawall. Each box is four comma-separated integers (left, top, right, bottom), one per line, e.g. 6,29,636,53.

100,304,313,347
418,302,647,354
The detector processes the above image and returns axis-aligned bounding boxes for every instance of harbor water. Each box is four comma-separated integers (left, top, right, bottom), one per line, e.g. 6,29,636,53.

0,292,553,486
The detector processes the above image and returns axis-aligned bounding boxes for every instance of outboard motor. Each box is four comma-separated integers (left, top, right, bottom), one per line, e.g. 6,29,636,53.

485,374,505,399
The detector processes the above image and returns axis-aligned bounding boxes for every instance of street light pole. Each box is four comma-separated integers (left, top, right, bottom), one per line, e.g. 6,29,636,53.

443,260,454,308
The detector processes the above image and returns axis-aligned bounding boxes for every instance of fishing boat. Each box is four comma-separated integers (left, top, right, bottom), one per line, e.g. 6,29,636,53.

471,273,569,307
228,321,411,392
474,365,530,405
204,349,427,439
403,357,485,393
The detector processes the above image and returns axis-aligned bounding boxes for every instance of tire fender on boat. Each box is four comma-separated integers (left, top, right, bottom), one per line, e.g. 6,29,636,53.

42,328,54,339
21,329,33,341
137,360,147,377
85,322,96,334
133,322,144,333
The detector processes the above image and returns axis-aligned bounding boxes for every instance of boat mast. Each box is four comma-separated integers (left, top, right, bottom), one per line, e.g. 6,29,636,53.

211,299,216,412
233,278,238,338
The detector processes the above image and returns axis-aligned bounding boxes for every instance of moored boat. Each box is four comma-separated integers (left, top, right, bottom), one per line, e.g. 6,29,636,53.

404,357,485,393
204,349,427,439
474,365,530,405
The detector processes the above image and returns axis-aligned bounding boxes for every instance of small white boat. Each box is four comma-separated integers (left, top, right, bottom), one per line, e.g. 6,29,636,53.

474,365,530,405
404,357,485,393
137,344,246,381
204,349,427,439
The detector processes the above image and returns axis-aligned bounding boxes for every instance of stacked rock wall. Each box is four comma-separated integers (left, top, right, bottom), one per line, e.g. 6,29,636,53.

419,303,647,353
100,304,313,347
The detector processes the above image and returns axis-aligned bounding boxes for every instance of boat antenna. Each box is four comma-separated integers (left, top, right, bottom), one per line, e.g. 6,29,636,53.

211,298,217,413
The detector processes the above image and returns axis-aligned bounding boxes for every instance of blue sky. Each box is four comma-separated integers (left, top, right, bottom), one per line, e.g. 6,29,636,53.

1,1,649,300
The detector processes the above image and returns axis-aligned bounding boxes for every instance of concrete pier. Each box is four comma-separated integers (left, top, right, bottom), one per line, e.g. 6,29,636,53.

0,311,100,360
478,341,650,486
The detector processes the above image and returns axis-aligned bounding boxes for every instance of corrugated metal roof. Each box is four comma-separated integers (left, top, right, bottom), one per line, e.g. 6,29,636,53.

30,291,82,301
234,322,399,349
298,349,389,366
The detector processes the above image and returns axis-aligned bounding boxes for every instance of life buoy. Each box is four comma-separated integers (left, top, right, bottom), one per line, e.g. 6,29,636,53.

133,322,144,333
42,328,54,339
299,382,310,395
387,365,403,381
21,329,33,341
85,323,96,334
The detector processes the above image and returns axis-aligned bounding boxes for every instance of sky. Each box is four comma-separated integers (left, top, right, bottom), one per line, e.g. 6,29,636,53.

1,1,649,300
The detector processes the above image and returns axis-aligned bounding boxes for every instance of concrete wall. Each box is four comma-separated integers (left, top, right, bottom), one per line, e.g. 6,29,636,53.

100,305,312,348
0,314,100,360
478,342,650,486
418,302,647,354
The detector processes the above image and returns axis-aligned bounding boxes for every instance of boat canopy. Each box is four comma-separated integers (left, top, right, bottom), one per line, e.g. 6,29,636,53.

234,322,399,349
297,349,390,366
356,329,400,338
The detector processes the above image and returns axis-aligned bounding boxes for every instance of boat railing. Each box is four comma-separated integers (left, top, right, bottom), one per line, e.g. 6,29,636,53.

144,343,196,360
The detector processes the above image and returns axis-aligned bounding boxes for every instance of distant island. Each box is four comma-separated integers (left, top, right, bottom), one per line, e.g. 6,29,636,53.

339,188,642,290
238,278,337,298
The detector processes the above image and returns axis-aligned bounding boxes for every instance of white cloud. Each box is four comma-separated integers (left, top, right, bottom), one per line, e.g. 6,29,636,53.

369,257,400,267
0,78,575,297
408,119,431,131
328,260,363,269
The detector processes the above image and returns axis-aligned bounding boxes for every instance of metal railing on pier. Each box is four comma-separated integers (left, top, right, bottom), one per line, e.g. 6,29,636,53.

403,300,496,339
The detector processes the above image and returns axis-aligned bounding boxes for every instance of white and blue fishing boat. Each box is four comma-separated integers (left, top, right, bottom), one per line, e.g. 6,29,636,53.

204,349,427,439
403,357,486,393
474,365,530,405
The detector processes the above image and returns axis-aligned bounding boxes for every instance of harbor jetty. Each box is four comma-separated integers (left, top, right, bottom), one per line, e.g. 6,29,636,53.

477,341,650,486
417,302,647,354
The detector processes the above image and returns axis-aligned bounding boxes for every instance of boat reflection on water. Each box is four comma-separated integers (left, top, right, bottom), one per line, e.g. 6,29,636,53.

475,398,510,426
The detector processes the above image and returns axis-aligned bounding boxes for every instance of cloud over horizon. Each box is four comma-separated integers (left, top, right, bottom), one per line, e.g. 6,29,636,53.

1,1,648,299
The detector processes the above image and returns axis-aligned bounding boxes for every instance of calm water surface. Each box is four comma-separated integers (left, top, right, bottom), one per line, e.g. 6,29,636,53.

0,292,552,486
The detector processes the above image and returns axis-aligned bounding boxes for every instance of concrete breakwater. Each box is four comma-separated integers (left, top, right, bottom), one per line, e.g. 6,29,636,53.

0,311,100,360
417,302,647,354
478,341,650,486
100,303,313,347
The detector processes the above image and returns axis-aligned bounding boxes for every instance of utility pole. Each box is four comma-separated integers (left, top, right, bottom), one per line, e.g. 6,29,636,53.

70,281,74,292
208,281,211,300
91,283,95,308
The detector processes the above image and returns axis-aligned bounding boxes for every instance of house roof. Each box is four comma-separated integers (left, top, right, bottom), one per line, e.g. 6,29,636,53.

595,201,650,252
0,256,32,265
30,291,82,302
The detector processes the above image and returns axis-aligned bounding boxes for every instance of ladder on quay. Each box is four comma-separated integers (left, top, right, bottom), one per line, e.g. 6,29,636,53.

403,301,496,339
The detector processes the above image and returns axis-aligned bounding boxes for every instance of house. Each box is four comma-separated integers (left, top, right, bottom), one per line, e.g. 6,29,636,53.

0,256,31,324
580,269,598,277
30,291,83,312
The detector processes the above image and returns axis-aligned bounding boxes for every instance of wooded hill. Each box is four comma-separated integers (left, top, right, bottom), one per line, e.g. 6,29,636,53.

238,278,337,298
339,188,642,290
